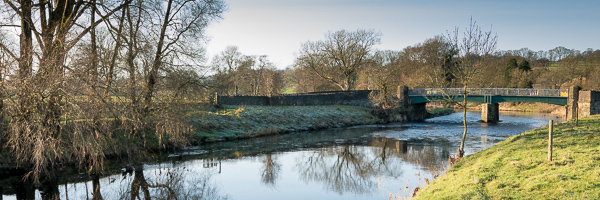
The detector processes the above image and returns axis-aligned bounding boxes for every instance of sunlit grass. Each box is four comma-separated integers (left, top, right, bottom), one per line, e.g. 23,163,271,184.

186,105,381,143
415,115,600,199
279,87,296,94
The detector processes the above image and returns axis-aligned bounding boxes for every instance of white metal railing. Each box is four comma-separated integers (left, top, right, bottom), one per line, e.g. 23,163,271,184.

409,88,569,97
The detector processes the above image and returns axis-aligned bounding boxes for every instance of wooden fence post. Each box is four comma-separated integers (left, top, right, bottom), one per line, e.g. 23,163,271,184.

548,120,553,161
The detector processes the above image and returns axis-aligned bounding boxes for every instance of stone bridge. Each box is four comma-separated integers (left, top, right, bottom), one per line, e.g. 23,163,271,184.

399,86,598,123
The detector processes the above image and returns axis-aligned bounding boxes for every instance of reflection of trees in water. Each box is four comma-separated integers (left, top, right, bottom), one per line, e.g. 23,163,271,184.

123,166,228,200
297,146,373,194
295,137,453,195
260,153,280,186
129,168,151,199
370,137,453,172
396,141,452,173
9,177,35,200
1,165,227,200
92,174,103,200
296,141,406,195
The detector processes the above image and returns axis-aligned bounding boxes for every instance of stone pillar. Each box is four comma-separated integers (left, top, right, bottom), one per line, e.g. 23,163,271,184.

409,103,427,121
566,86,581,121
397,85,410,109
577,90,600,119
481,103,499,123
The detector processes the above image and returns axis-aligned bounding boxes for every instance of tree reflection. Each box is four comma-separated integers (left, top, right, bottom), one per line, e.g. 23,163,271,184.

296,137,452,195
10,177,35,200
130,168,151,199
92,174,103,200
260,153,280,186
39,177,59,200
296,145,381,194
123,165,228,200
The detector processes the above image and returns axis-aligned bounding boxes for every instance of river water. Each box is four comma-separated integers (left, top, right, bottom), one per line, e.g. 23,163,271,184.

1,110,562,200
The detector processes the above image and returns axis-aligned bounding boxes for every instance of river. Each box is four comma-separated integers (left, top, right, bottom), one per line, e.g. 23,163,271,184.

1,110,562,200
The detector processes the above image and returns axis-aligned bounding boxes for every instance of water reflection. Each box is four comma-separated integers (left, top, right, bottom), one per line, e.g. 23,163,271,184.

1,165,228,200
260,153,280,186
121,166,228,200
297,145,378,195
293,137,452,196
1,111,561,200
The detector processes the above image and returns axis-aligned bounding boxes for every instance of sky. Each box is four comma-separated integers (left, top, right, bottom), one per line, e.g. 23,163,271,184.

204,0,600,69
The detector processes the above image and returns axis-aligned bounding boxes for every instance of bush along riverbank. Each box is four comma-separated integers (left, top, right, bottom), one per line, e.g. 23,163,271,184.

414,115,600,199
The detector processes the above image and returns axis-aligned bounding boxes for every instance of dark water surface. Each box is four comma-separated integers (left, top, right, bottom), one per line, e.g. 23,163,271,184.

1,111,562,200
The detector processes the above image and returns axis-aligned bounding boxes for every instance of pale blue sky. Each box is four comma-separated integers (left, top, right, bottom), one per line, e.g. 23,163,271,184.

204,0,600,68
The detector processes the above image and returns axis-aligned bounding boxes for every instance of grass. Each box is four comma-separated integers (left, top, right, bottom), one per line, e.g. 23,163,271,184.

186,105,381,143
414,115,600,199
499,102,561,113
280,87,297,94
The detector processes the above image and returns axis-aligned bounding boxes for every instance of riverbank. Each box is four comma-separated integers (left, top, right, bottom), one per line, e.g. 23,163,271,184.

187,105,381,143
187,105,454,143
414,115,600,199
0,104,453,180
498,102,563,113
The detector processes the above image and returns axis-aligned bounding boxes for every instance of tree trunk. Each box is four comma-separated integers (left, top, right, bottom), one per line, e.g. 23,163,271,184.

105,4,128,96
90,0,98,85
142,0,173,116
457,86,468,158
18,0,33,120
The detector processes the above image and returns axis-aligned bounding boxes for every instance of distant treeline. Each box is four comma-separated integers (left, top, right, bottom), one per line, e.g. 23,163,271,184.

209,31,600,108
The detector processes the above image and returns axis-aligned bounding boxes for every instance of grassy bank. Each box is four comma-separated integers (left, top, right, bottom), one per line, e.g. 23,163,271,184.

187,105,455,143
414,115,600,199
186,105,382,143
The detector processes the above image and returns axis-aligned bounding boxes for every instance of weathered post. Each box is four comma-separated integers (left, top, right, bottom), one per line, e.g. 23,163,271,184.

548,120,553,161
576,106,579,126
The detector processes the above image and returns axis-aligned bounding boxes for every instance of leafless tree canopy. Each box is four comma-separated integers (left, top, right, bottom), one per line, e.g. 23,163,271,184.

211,46,284,96
0,0,225,182
296,29,381,91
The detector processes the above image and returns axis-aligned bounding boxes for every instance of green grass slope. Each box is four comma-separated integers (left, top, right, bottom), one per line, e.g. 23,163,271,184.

186,105,381,143
415,115,600,200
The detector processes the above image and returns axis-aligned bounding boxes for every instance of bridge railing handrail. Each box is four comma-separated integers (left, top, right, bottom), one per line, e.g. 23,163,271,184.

408,88,569,97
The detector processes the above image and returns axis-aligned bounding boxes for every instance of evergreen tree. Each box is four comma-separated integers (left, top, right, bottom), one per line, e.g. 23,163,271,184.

518,60,531,71
504,58,518,87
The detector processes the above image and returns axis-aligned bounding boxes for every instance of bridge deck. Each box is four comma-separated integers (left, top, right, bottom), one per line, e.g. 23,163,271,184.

409,88,569,105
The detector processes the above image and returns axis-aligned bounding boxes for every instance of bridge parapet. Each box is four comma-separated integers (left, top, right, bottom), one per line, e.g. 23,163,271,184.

409,88,568,97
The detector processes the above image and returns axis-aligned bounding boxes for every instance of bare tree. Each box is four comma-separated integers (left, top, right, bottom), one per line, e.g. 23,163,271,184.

445,18,497,157
296,29,381,91
365,50,401,108
141,0,225,117
212,46,243,95
0,0,224,182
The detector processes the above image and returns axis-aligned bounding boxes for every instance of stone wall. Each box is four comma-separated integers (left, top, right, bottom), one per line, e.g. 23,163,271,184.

217,88,425,121
218,96,270,106
217,90,375,107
